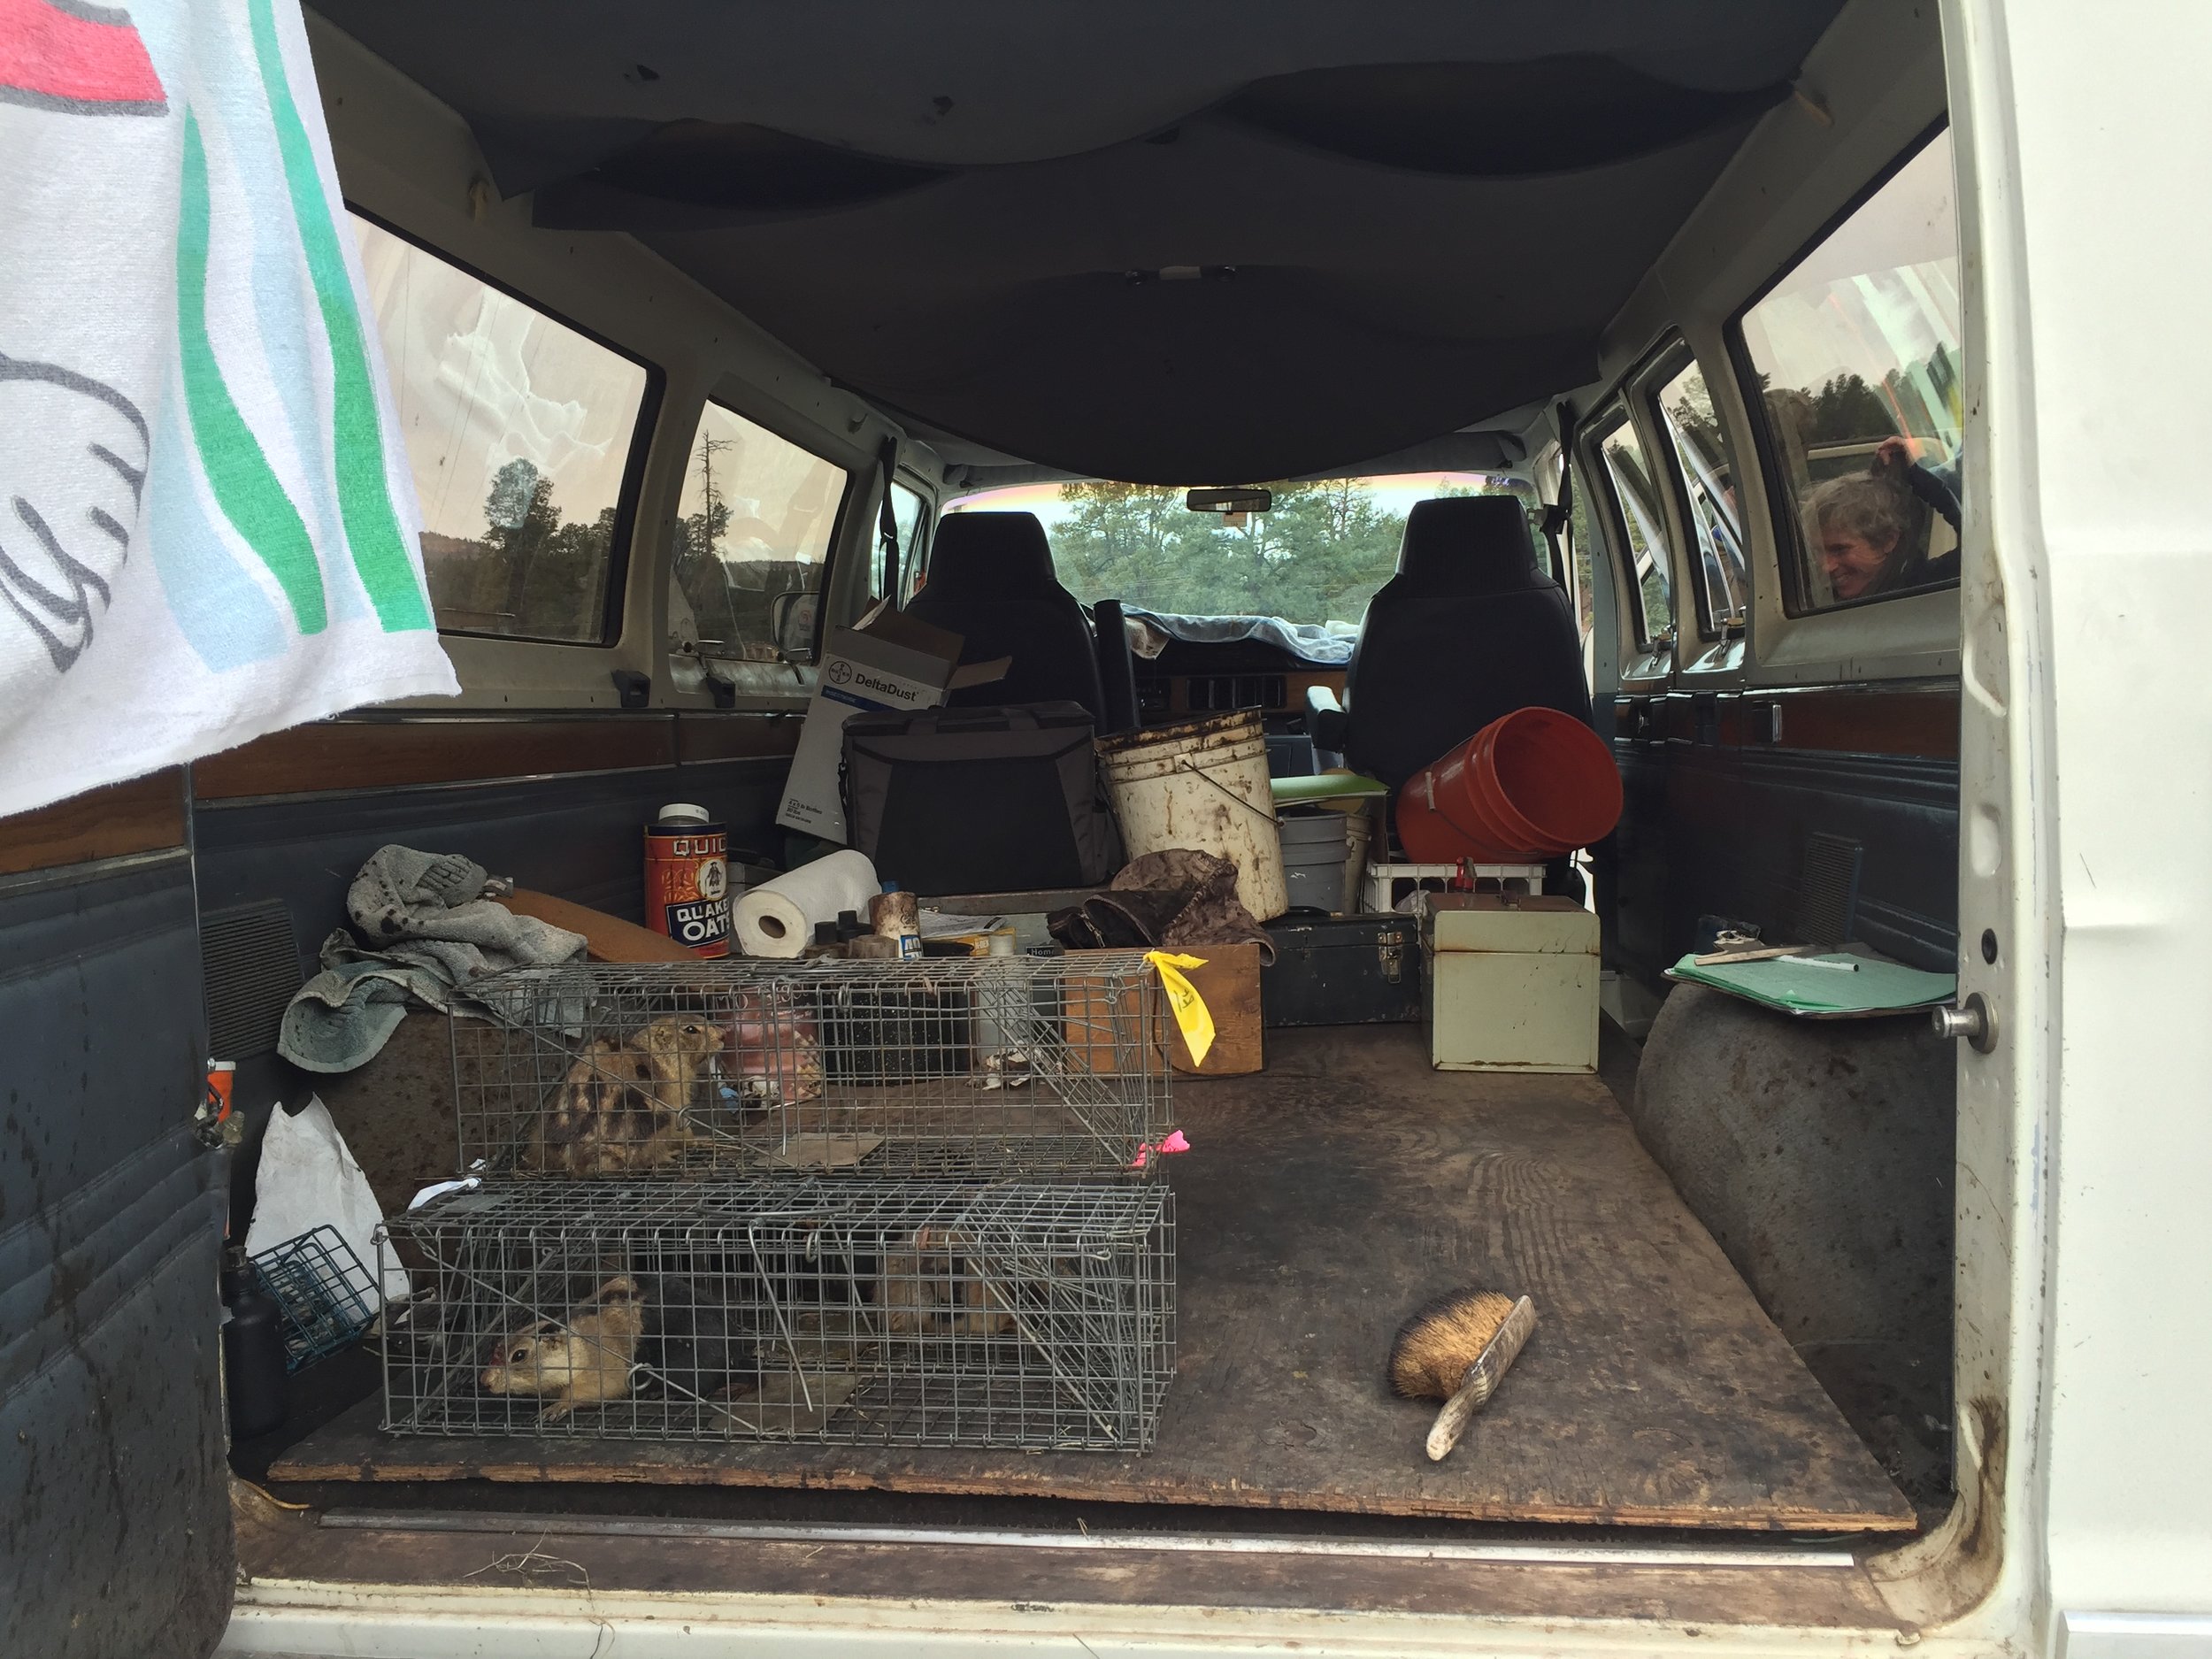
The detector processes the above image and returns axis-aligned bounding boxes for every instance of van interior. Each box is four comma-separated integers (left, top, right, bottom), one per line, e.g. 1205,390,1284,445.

10,0,1987,1643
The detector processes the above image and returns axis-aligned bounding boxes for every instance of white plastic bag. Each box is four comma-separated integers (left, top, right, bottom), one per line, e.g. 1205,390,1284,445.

243,1094,409,1306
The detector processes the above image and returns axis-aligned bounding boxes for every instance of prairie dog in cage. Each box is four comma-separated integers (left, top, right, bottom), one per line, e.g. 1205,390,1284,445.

878,1226,1017,1337
481,1275,646,1421
526,1016,726,1177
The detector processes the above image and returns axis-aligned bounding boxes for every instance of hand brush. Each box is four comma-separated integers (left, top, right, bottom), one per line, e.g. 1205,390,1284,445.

1387,1290,1538,1462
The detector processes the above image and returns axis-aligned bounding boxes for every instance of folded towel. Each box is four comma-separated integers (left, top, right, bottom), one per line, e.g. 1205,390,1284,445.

279,845,586,1071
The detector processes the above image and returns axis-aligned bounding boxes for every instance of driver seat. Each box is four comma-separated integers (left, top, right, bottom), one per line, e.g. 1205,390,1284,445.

1340,495,1592,790
905,511,1106,722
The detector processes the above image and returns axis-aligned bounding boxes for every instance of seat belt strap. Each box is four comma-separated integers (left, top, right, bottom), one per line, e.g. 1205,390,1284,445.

1540,400,1577,541
876,437,902,603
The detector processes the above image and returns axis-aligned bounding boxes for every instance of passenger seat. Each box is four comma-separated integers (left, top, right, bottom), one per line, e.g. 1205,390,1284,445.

1326,495,1593,791
904,511,1106,722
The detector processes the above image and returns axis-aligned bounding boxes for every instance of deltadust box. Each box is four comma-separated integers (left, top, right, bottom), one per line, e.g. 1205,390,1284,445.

774,605,1007,842
1422,893,1599,1073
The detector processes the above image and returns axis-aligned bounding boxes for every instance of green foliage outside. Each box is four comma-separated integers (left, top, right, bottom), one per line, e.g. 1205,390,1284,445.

1040,479,1533,627
419,457,615,641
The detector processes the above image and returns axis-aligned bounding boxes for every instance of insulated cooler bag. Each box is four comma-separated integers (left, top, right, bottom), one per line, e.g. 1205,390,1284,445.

841,703,1123,895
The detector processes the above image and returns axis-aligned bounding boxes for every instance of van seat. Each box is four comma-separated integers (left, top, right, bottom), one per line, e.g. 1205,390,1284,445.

1343,495,1593,790
907,511,1106,721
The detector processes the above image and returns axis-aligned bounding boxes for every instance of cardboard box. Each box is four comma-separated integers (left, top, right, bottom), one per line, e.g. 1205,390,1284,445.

1168,942,1265,1077
773,606,1007,842
1063,943,1265,1079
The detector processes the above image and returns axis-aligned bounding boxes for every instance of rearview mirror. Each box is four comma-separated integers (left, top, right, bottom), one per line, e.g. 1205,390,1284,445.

1186,487,1271,515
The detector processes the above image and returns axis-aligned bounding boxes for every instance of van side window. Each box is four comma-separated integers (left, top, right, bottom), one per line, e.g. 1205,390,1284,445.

1592,409,1674,645
668,401,849,665
1738,130,1962,611
351,215,651,643
1650,357,1747,633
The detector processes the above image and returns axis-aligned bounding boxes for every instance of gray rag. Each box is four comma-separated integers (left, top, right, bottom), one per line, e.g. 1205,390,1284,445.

278,845,588,1072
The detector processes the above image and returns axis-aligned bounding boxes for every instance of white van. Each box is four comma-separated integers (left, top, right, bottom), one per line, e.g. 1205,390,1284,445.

6,1,2208,1655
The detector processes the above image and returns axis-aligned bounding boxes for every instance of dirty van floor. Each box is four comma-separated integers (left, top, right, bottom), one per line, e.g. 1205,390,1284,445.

272,1022,1911,1532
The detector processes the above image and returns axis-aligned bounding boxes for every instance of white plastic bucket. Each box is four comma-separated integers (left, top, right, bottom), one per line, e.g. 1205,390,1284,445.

1100,711,1288,920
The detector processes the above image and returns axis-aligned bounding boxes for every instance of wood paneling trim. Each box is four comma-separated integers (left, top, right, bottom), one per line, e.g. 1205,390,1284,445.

1747,686,1959,761
1615,683,1958,761
193,717,678,800
674,711,803,764
0,771,186,876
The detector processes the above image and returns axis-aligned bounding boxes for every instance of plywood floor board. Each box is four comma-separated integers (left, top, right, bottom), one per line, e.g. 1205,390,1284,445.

277,1026,1912,1532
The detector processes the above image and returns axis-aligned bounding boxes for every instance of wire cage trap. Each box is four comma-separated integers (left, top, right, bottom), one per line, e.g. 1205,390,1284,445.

380,1178,1175,1451
453,954,1171,1179
250,1225,380,1371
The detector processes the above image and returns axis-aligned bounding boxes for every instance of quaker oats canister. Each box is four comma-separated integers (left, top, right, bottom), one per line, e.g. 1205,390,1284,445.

645,803,732,956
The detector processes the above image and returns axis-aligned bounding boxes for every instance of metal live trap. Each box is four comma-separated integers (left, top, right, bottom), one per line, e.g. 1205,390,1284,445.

380,1179,1176,1451
452,955,1170,1179
250,1224,379,1371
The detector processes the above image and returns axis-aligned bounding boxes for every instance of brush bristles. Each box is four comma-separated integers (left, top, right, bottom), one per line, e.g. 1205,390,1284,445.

1388,1288,1517,1401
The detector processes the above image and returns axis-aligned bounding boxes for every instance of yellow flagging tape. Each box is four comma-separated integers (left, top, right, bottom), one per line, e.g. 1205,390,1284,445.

1145,950,1216,1066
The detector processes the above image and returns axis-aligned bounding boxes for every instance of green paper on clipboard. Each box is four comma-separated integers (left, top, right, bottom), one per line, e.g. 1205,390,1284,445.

1665,951,1956,1018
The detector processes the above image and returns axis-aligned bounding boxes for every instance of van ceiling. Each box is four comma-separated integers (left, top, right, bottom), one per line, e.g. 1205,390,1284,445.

318,2,1842,484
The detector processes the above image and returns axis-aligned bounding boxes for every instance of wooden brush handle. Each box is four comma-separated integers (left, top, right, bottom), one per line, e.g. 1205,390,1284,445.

1425,1295,1538,1463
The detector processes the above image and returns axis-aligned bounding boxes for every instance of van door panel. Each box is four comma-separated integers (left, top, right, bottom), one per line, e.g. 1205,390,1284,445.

1606,683,1960,984
0,847,231,1658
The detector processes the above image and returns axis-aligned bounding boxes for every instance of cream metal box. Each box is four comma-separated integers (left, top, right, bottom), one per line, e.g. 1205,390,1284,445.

1422,895,1600,1074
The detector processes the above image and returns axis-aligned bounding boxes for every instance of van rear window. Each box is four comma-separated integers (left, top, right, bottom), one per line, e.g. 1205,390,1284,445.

351,215,652,643
1738,131,1962,612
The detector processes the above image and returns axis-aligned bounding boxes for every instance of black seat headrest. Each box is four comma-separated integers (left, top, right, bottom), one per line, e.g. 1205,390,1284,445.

1394,495,1548,595
923,511,1062,598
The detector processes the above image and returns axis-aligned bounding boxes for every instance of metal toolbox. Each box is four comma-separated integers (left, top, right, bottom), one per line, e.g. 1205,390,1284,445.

1422,894,1599,1073
1260,914,1423,1027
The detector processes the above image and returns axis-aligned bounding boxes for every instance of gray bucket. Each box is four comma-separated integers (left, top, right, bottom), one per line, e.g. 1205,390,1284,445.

1279,810,1350,912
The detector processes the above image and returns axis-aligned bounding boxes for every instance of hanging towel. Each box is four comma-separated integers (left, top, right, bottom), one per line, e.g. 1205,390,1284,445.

0,0,457,820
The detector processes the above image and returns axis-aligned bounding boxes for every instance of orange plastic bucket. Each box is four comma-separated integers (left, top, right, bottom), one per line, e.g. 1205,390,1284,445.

1395,707,1623,864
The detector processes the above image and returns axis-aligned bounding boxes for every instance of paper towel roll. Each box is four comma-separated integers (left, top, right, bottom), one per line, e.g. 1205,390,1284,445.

735,849,879,957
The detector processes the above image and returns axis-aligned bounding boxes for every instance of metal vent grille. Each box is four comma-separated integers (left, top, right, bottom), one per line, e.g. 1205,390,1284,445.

201,899,303,1059
1187,674,1286,712
1793,833,1864,949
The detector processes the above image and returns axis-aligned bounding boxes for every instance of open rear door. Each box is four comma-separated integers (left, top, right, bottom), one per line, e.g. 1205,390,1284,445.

1,774,232,1656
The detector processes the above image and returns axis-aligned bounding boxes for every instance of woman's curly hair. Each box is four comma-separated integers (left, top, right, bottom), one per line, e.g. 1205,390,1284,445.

1801,470,1914,553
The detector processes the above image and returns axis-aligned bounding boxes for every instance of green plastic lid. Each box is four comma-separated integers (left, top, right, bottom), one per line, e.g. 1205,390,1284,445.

1270,772,1388,806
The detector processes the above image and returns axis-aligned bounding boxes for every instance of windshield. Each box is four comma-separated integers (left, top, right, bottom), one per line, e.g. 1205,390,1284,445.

941,473,1537,627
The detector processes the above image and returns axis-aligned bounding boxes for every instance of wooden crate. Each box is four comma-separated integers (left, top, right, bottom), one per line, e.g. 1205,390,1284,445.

1064,945,1263,1078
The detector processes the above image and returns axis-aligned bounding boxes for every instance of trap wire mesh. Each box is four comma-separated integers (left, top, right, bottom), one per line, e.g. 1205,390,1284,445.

250,1225,379,1371
380,1179,1175,1450
455,955,1170,1179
